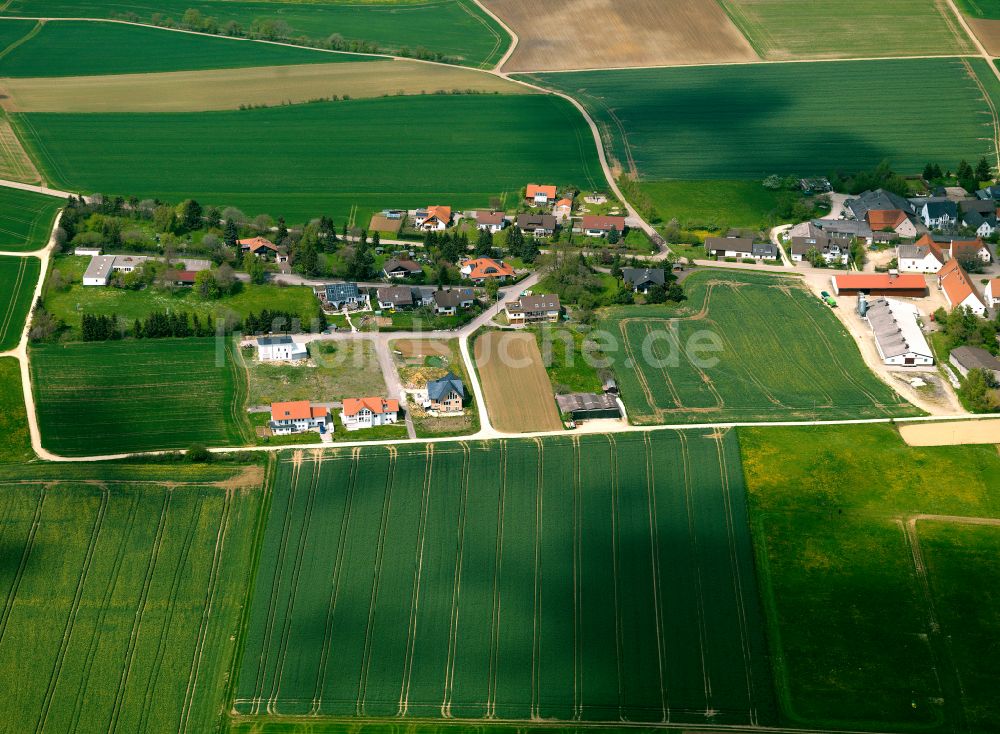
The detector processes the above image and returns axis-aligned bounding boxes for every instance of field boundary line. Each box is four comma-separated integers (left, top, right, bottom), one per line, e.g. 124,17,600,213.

530,436,543,721
0,256,26,346
678,433,712,712
642,433,668,722
67,489,142,734
607,435,626,721
249,453,302,713
313,448,360,713
34,485,108,734
440,442,471,717
106,489,172,734
961,57,1000,171
136,488,205,733
399,444,435,716
485,440,507,719
269,453,323,713
357,446,397,716
571,436,583,721
467,0,517,71
0,485,45,646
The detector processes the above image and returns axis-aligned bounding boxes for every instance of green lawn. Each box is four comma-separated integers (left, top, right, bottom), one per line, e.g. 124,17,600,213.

740,423,1000,732
0,255,40,350
30,337,251,456
637,180,792,229
234,432,776,725
0,468,264,732
0,1,510,68
531,324,604,394
15,94,602,222
44,255,322,338
246,340,387,405
717,0,974,59
0,187,63,251
599,270,920,424
0,19,357,76
522,58,998,180
0,357,32,463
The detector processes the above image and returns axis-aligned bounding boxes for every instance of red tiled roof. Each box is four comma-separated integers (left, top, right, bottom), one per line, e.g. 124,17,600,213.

581,215,626,231
950,238,985,258
555,198,573,209
914,234,946,264
239,236,277,252
866,209,907,230
526,184,557,199
271,400,312,421
463,257,515,279
834,274,926,290
938,259,983,309
342,397,399,416
475,210,505,225
423,205,451,223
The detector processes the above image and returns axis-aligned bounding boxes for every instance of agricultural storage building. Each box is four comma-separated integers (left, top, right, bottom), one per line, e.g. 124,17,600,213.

862,297,933,366
832,273,927,297
556,393,621,420
949,346,1000,381
83,255,117,286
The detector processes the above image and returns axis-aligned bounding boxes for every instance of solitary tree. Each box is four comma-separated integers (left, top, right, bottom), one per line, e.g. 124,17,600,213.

976,156,993,183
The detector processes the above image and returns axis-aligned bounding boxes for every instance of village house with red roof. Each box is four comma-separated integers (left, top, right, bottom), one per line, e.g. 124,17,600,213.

341,397,399,431
269,401,329,435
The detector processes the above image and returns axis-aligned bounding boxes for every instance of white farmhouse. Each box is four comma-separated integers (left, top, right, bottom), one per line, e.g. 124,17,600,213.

340,397,399,431
256,335,308,362
938,259,987,316
863,297,934,366
269,401,329,435
896,241,945,274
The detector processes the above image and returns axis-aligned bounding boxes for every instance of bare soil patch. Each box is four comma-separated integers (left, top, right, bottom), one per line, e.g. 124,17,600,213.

0,59,527,113
0,113,40,183
474,330,562,432
899,419,1000,446
392,338,453,358
484,0,758,72
967,17,1000,55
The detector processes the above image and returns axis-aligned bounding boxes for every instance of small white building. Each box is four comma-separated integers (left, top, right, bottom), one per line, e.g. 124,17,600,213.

986,278,1000,308
340,397,399,431
82,255,117,286
863,297,934,367
269,401,329,435
896,242,945,274
256,335,308,362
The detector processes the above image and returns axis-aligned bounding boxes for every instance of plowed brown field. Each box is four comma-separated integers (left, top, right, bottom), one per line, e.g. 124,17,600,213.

483,0,759,72
474,330,563,432
968,17,1000,55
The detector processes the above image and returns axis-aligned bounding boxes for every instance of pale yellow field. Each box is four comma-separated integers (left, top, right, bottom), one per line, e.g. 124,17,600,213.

475,330,563,433
899,419,1000,446
0,59,528,113
483,0,759,72
0,113,40,183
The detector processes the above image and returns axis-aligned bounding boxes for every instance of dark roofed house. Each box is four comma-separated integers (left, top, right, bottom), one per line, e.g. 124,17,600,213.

580,215,626,237
475,210,508,233
517,213,557,236
919,199,958,229
382,258,422,279
425,372,465,413
555,393,621,420
324,282,362,309
433,288,475,315
376,285,414,310
752,242,778,260
505,294,561,325
976,185,1000,200
845,189,915,220
705,236,753,257
949,346,1000,381
622,267,665,293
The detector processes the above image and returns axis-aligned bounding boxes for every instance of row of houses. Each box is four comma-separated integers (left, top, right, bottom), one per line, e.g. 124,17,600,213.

833,266,997,316
81,252,213,286
473,210,628,239
704,235,779,261
382,256,516,284
897,234,991,273
268,397,400,434
844,187,1000,237
377,285,475,313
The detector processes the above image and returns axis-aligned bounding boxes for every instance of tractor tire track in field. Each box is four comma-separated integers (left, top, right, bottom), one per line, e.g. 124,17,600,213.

313,448,360,714
642,433,669,722
678,432,712,713
269,453,323,713
642,322,684,410
960,58,1000,171
248,453,302,714
485,441,508,720
530,437,544,721
68,490,142,734
177,488,233,734
0,485,45,648
714,432,758,726
136,489,205,733
571,437,583,721
607,435,626,721
399,445,435,716
357,446,398,716
106,490,172,734
0,256,27,344
35,485,109,734
441,442,471,718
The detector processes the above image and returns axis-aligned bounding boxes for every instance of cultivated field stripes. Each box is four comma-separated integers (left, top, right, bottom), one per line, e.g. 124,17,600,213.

0,255,39,351
234,433,777,725
0,480,262,733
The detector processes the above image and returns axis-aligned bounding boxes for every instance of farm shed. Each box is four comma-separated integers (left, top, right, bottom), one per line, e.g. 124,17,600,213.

862,297,934,366
832,273,927,297
949,346,1000,381
556,392,621,420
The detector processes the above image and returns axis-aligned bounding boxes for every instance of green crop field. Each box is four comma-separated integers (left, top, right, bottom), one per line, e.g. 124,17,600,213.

637,180,793,229
0,466,264,732
30,337,251,456
524,58,998,180
14,94,602,222
956,0,1000,19
741,424,1000,731
234,432,776,726
0,1,510,68
0,357,31,463
0,255,40,350
717,0,974,59
599,270,918,424
0,20,359,76
0,187,63,251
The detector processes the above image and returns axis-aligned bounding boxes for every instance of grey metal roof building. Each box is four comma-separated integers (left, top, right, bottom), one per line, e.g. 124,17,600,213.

555,393,621,419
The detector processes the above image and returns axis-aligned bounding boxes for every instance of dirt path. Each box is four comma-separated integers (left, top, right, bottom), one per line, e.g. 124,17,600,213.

899,418,1000,446
373,338,417,439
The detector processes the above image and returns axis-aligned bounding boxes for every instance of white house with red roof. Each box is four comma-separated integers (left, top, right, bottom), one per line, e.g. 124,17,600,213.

553,198,573,221
986,278,1000,308
526,184,557,205
239,236,278,257
414,206,451,231
460,257,515,283
269,400,329,435
937,259,987,316
340,397,399,431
